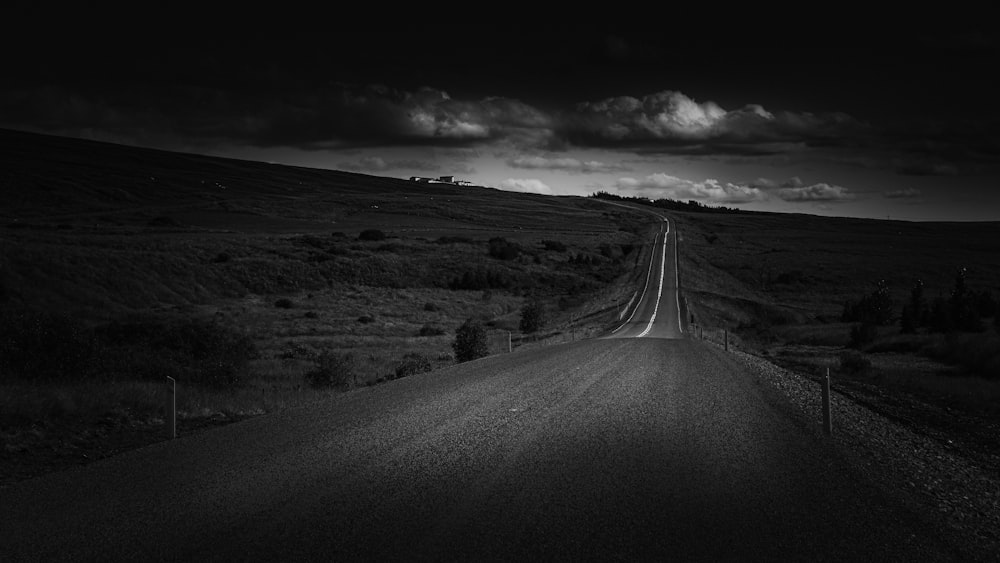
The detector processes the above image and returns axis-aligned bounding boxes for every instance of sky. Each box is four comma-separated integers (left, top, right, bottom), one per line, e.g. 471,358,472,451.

3,9,999,221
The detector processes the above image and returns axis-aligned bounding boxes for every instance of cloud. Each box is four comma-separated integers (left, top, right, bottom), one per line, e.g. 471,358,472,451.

748,176,804,190
562,90,866,154
884,187,922,199
614,173,766,204
499,178,552,195
776,183,853,202
507,155,631,174
338,156,440,172
894,160,959,176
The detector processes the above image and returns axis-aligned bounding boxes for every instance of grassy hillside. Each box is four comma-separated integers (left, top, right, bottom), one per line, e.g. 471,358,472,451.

0,129,657,484
666,207,1000,423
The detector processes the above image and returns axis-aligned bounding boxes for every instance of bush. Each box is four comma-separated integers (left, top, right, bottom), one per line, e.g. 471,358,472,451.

488,237,520,260
838,350,872,374
848,322,878,349
358,229,386,241
357,315,376,324
0,310,256,387
542,239,566,252
305,351,355,388
213,252,231,263
304,311,319,319
841,280,894,325
418,324,445,336
453,318,489,363
423,302,440,312
520,300,545,334
274,298,294,309
393,353,432,379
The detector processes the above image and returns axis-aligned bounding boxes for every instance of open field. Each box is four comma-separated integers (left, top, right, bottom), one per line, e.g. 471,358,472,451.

659,206,1000,466
0,129,657,484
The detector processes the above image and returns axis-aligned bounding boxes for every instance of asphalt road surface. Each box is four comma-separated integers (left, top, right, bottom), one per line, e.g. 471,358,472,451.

1,219,963,561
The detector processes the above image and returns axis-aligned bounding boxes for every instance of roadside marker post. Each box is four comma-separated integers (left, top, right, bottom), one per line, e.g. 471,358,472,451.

822,368,833,435
508,331,512,353
166,376,176,439
724,329,729,351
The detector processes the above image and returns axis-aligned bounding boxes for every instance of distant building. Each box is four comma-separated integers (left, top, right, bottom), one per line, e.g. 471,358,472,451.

410,175,478,187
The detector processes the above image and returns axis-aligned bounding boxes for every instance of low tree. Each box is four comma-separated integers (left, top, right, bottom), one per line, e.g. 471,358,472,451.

520,300,546,334
453,318,489,363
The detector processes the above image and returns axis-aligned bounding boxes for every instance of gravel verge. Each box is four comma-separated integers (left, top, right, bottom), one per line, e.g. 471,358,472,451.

728,346,1000,561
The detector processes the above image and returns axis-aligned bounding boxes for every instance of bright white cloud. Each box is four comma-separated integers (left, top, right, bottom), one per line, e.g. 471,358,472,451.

568,90,864,152
499,178,552,194
507,155,630,174
615,173,765,203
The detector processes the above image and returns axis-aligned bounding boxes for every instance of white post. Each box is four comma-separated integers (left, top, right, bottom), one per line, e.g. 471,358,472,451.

822,367,833,435
507,331,512,353
166,376,176,439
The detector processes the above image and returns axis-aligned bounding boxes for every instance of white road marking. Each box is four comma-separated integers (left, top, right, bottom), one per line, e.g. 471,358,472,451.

611,228,660,334
674,227,683,334
637,219,668,338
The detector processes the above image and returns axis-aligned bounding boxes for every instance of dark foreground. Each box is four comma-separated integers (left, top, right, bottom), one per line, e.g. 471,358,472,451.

1,339,961,561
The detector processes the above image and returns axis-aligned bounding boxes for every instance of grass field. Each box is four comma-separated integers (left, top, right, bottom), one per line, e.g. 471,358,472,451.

666,207,1000,418
0,129,658,483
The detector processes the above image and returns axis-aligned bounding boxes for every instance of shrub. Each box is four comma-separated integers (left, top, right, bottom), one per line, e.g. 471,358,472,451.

274,298,294,309
453,318,489,363
520,300,546,333
842,280,894,325
357,315,376,324
358,229,386,241
838,350,872,374
393,353,432,379
304,351,355,388
331,231,347,238
542,239,566,252
423,302,440,312
488,237,520,260
304,311,319,319
213,252,231,263
418,324,445,337
848,322,878,349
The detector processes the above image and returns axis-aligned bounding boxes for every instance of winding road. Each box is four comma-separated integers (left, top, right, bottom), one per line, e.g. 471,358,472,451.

1,218,962,561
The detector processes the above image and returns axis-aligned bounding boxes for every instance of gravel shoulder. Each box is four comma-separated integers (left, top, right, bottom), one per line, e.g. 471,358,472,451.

728,344,1000,561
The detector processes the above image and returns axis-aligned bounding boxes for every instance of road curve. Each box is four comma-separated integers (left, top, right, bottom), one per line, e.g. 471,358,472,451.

0,218,963,560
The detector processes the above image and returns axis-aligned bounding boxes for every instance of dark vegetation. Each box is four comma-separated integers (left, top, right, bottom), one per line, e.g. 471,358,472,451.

672,207,1000,431
393,353,432,379
0,128,654,482
0,308,256,389
591,190,744,214
453,319,489,363
519,300,546,334
304,351,355,389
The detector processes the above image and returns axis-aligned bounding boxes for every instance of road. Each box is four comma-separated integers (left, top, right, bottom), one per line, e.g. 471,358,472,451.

1,218,962,561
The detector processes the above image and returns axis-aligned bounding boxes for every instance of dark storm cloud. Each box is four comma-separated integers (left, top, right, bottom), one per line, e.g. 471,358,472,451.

507,155,631,174
884,188,922,199
337,156,441,172
0,82,553,150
